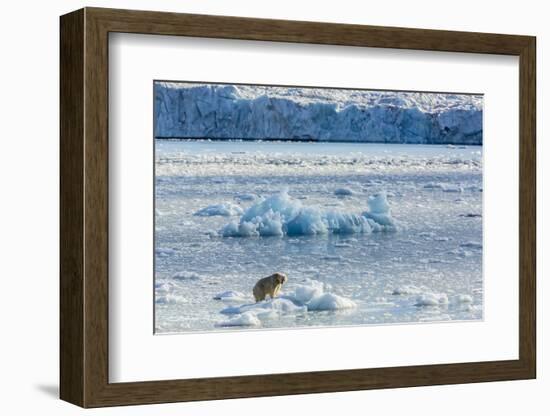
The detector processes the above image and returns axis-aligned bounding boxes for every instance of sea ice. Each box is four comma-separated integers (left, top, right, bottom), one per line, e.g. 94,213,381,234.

155,140,483,333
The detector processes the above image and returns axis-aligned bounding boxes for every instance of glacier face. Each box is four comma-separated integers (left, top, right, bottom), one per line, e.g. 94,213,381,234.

154,82,483,145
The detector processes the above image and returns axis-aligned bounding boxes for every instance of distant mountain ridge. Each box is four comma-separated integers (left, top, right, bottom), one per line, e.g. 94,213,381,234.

154,82,483,145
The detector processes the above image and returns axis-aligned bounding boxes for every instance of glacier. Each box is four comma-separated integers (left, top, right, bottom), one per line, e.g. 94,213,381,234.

154,82,483,145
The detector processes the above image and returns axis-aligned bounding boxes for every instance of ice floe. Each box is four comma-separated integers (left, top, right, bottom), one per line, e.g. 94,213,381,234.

307,293,357,311
334,187,355,196
216,279,355,327
414,293,449,307
221,297,308,316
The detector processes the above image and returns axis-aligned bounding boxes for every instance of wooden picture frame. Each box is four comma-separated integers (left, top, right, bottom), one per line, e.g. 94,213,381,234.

60,7,536,408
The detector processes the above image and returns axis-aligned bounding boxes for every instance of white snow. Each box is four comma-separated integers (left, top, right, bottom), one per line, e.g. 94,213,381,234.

155,82,482,144
194,203,244,217
221,190,395,237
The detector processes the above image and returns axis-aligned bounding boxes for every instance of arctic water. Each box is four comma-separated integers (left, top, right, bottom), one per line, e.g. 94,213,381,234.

155,140,483,333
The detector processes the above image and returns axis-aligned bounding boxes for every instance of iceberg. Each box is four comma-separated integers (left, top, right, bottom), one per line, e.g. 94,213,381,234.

220,191,395,238
154,82,482,145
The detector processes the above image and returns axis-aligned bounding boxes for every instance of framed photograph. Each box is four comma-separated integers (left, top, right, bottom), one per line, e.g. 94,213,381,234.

60,7,536,407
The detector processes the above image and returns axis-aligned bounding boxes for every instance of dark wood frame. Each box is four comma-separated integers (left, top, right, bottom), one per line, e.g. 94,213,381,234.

60,7,536,408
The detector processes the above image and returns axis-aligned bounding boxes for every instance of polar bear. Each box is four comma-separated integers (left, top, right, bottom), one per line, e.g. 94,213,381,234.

252,272,288,302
